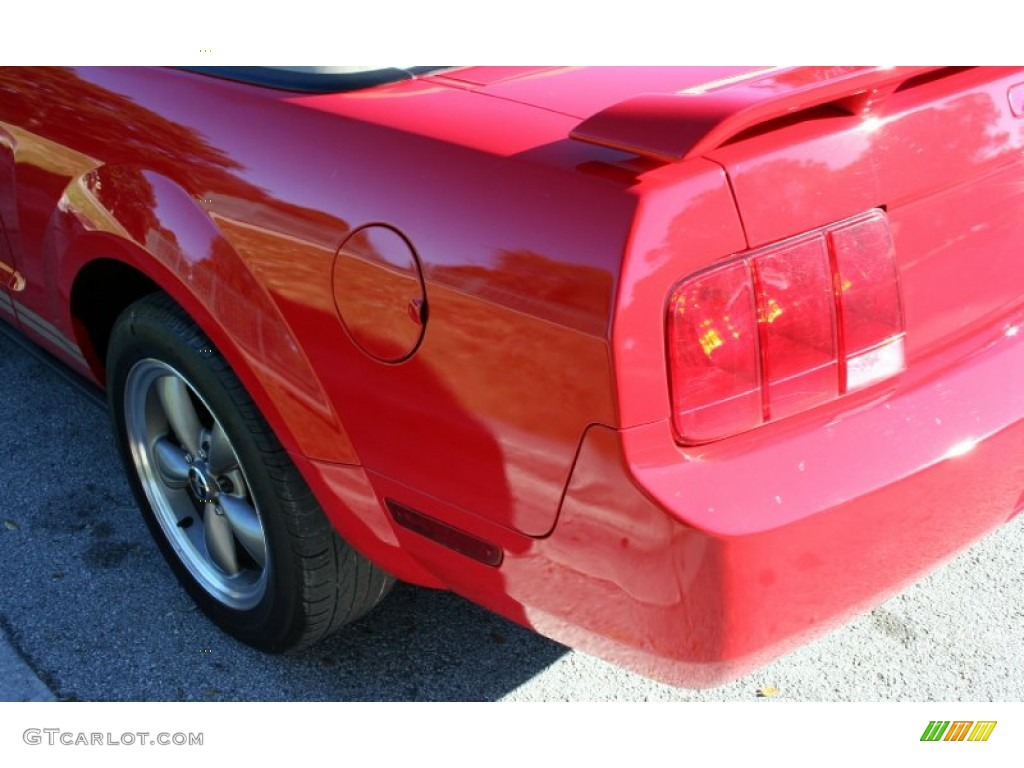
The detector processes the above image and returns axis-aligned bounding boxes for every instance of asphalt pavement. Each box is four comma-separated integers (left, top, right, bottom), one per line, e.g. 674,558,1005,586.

1,324,1023,701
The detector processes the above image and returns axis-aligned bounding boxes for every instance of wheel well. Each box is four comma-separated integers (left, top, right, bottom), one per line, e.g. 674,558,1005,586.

70,259,161,378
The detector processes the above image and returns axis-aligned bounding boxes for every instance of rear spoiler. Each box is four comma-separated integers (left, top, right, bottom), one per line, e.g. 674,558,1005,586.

569,66,953,163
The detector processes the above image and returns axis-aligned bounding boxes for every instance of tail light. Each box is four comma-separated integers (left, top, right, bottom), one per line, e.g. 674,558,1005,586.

667,209,904,444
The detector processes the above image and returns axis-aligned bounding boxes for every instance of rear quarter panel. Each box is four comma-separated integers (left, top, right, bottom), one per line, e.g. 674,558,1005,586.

0,66,636,541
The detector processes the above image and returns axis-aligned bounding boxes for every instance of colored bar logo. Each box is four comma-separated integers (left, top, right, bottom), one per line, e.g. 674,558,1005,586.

921,721,997,742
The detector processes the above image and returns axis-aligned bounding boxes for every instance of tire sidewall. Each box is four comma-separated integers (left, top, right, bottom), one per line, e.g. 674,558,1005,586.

107,299,305,650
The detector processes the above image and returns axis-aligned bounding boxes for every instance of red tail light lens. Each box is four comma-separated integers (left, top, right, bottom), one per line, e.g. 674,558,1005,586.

667,260,761,442
829,211,906,391
751,234,838,420
667,210,904,444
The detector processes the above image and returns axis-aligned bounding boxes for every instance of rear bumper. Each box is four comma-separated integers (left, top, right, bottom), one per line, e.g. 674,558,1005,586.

503,321,1024,687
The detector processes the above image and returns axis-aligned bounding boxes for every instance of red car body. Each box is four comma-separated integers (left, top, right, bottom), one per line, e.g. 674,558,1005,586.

1,65,1023,686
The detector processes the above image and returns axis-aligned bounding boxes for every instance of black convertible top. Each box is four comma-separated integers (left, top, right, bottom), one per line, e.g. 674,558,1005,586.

179,66,449,94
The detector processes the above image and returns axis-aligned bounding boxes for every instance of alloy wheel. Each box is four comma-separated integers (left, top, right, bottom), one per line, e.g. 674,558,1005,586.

123,359,269,610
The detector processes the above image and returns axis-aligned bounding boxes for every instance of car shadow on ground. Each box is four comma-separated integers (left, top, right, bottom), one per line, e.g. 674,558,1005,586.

278,583,570,701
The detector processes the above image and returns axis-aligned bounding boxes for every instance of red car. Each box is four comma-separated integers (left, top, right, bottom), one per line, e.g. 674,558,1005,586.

1,66,1022,687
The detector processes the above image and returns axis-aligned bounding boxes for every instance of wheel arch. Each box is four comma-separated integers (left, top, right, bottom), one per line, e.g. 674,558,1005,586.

58,165,359,466
66,246,442,586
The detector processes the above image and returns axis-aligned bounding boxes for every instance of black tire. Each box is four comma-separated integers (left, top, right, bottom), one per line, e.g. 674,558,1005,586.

106,292,393,651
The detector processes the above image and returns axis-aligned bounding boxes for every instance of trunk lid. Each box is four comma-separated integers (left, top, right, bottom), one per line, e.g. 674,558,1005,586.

704,67,1024,369
432,65,766,118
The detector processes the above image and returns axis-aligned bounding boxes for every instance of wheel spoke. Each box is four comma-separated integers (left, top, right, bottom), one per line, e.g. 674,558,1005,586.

203,501,239,575
152,437,191,488
207,420,237,475
218,494,266,568
224,469,246,496
156,376,203,457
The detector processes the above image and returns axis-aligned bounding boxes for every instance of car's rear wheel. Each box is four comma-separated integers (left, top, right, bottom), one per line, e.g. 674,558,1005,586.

106,292,393,651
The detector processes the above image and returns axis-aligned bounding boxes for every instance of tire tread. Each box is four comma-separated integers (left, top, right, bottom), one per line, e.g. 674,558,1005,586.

110,293,393,651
